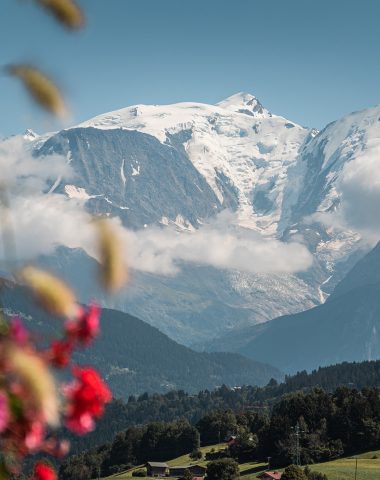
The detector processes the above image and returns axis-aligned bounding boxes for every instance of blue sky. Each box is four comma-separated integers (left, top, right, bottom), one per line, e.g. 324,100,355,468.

1,0,380,135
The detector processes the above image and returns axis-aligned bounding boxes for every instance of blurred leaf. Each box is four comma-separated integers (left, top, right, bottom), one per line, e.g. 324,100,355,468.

5,64,66,117
36,0,84,30
18,266,78,318
95,219,128,293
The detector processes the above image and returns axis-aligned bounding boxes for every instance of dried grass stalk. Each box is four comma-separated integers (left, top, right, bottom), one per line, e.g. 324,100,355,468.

18,266,77,318
6,64,66,117
95,219,128,293
36,0,84,30
7,344,59,426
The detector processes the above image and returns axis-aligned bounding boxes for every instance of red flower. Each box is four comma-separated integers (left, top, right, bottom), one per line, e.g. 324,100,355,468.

65,304,100,345
33,461,57,480
64,367,111,434
49,340,73,368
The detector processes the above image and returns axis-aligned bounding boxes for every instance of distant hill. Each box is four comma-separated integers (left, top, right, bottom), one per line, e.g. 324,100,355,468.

329,241,380,300
203,243,380,372
80,308,283,397
0,281,282,398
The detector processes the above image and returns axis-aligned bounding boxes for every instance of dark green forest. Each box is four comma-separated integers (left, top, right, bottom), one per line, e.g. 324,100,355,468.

60,366,380,480
64,359,380,456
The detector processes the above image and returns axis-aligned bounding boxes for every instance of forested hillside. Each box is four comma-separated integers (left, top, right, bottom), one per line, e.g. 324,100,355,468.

0,281,282,397
62,359,380,455
60,386,380,479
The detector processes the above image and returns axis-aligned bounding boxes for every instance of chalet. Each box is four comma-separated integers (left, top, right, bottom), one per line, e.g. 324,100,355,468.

169,464,207,477
179,477,204,480
225,435,237,448
257,471,282,480
146,462,169,477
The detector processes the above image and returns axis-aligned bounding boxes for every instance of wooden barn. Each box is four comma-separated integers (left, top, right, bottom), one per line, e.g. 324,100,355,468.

146,461,169,477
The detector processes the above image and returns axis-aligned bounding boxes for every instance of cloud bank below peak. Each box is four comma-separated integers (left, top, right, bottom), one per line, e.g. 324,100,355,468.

124,213,313,275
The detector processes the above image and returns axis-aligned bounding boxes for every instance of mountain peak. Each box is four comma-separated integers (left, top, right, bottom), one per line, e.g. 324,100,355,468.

217,92,270,117
23,129,38,141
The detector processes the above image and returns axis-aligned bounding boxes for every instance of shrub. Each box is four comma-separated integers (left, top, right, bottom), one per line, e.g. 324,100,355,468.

190,448,203,460
282,465,307,480
206,458,240,480
132,468,147,477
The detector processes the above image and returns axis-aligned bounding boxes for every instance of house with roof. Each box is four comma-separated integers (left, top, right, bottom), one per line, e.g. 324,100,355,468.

225,435,237,448
257,471,282,480
146,461,169,477
169,464,207,478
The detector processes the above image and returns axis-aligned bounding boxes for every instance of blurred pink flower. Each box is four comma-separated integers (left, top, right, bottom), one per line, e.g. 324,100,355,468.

10,317,29,346
25,421,45,452
0,391,10,433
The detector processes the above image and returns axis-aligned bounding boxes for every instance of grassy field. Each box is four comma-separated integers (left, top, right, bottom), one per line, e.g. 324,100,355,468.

310,450,380,480
103,443,226,479
239,450,380,480
103,447,380,480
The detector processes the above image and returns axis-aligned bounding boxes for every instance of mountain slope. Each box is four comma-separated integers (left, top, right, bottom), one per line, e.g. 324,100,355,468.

83,308,284,397
37,246,321,344
204,243,380,372
329,241,380,300
39,127,225,229
0,281,282,398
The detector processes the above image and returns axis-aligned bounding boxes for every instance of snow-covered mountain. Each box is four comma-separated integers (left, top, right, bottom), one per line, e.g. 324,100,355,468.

16,93,380,344
75,92,312,234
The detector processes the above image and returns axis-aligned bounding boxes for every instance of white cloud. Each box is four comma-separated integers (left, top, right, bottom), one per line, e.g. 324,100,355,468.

313,146,380,243
123,213,313,275
0,135,71,192
338,151,380,240
6,194,94,261
0,136,92,264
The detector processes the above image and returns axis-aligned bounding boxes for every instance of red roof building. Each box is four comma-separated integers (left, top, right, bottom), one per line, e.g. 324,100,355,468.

257,472,282,480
